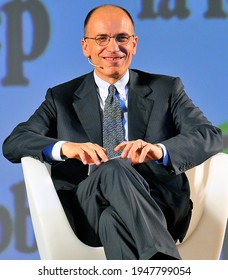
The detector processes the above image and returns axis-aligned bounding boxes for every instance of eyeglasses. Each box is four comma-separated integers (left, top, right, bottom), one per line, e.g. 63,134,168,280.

84,34,135,46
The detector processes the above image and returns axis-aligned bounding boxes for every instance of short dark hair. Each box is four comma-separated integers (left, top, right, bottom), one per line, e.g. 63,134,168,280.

83,4,135,36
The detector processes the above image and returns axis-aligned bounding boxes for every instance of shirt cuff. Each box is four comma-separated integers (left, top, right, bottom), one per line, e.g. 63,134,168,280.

155,143,169,166
43,141,67,162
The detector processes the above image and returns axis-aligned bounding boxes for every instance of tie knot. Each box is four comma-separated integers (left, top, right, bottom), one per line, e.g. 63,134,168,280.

106,85,118,105
108,84,116,95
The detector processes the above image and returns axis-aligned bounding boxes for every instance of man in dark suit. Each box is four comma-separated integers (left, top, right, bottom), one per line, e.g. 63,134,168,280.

2,4,223,259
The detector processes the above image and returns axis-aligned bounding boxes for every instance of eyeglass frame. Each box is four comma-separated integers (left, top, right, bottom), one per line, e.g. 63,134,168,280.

83,34,135,46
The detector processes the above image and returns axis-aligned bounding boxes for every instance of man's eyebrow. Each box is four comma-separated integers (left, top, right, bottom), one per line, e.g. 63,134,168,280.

117,33,131,36
95,33,131,36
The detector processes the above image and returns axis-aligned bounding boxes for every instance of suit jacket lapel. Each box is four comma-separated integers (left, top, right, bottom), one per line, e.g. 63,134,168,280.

72,73,103,145
71,70,154,145
128,70,154,140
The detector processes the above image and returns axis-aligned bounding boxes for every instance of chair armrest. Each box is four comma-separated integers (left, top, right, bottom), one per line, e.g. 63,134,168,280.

21,156,106,259
178,153,228,259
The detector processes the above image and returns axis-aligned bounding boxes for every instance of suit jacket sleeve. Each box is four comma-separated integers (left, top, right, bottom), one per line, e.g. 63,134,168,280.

160,77,223,175
2,88,59,163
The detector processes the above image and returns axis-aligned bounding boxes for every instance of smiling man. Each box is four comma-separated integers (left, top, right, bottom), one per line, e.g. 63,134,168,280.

81,6,138,84
3,4,223,260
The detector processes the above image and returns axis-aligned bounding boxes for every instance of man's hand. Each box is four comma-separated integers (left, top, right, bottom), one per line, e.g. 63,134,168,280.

61,142,108,165
115,140,163,165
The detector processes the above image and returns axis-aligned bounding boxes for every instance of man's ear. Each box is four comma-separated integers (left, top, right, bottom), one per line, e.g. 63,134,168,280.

81,39,91,58
132,35,138,56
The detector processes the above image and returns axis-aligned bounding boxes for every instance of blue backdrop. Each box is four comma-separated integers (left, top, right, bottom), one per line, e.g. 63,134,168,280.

0,0,227,259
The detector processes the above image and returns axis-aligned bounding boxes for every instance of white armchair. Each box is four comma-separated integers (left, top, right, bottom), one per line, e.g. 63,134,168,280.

21,153,228,260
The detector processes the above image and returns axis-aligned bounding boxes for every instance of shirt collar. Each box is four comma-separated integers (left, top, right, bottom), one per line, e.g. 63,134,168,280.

94,70,129,102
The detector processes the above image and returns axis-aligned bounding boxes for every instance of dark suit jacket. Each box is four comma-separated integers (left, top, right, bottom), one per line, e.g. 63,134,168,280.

3,69,223,241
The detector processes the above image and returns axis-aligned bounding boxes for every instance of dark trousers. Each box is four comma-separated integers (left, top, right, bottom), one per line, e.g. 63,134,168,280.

58,158,181,260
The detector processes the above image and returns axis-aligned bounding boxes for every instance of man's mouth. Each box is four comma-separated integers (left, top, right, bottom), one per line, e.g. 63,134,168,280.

103,57,123,61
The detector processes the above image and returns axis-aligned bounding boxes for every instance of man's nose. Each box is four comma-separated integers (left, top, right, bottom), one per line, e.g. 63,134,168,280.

106,37,120,51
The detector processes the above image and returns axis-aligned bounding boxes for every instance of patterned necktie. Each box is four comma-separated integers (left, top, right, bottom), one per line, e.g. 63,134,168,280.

103,85,124,158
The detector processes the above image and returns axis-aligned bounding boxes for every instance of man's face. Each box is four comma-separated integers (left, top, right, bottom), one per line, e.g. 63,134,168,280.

81,6,138,84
